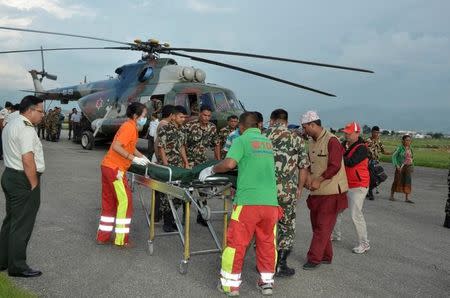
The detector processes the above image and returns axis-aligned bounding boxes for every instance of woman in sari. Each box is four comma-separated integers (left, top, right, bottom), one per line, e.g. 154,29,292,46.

390,135,414,203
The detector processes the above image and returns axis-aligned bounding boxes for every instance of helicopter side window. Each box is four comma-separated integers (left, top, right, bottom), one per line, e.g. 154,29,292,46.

213,92,230,112
199,93,214,111
138,67,154,82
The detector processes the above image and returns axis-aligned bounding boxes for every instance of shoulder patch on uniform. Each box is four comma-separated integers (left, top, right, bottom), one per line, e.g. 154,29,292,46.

23,120,34,127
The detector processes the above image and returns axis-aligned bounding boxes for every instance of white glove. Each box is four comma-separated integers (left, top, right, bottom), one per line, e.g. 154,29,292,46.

116,170,124,180
132,156,148,166
142,155,152,165
199,166,215,182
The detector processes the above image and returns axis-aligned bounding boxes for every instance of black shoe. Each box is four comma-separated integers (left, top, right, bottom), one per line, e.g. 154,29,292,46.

196,213,208,227
368,195,374,201
275,250,295,277
9,269,42,278
302,262,320,270
163,212,177,233
0,266,7,271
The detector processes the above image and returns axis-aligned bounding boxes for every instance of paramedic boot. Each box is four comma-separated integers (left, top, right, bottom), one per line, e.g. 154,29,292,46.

163,212,177,233
275,249,295,277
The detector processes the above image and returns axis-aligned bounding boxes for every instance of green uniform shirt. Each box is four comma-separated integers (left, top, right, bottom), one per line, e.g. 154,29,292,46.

226,128,278,206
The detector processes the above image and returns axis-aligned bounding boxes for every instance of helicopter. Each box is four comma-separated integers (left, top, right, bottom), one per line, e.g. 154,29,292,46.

0,26,373,150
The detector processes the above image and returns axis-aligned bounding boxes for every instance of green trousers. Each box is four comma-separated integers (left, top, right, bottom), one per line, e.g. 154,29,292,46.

0,168,41,274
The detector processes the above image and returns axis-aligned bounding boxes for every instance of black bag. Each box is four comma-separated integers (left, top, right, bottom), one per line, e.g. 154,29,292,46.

369,160,388,188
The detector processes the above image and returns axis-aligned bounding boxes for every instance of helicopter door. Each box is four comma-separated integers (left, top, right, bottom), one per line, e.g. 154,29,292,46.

174,93,199,116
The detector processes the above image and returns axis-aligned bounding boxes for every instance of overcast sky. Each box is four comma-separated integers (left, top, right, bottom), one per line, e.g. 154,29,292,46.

0,0,449,132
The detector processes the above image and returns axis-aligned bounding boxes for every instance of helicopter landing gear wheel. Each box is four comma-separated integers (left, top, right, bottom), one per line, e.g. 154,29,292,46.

81,130,94,150
200,205,211,221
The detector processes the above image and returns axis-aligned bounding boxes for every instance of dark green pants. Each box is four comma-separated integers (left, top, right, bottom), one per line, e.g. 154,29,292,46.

0,168,41,274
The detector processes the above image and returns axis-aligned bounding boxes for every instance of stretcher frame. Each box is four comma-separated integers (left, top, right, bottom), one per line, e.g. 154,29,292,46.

128,163,232,274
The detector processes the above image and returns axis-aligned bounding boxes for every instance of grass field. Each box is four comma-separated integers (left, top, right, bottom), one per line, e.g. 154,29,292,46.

369,135,450,169
0,273,36,298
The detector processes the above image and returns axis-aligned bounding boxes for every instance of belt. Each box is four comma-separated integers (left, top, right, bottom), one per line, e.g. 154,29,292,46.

6,167,43,176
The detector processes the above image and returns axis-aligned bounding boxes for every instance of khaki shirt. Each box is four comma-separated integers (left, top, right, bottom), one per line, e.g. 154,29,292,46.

2,114,45,173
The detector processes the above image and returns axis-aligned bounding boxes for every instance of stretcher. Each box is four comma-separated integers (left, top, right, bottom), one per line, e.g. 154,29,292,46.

127,161,235,274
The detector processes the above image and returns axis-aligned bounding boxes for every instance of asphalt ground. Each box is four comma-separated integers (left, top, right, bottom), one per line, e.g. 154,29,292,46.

0,131,449,297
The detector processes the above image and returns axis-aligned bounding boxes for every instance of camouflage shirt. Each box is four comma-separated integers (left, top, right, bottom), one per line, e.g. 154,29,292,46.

184,119,219,166
265,123,310,200
366,137,385,161
157,122,186,167
219,126,236,158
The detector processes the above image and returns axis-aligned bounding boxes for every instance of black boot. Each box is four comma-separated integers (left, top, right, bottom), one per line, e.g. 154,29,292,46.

196,213,208,227
275,250,295,277
163,212,177,232
444,215,450,228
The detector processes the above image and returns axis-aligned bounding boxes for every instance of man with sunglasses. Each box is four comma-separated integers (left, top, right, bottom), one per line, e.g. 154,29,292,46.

0,95,45,278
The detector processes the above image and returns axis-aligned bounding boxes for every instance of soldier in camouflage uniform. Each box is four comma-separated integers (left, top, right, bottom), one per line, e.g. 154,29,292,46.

184,105,221,226
365,126,391,199
185,105,221,166
47,108,59,142
157,105,189,232
219,115,238,159
151,98,163,119
37,112,46,139
44,109,53,141
265,109,310,277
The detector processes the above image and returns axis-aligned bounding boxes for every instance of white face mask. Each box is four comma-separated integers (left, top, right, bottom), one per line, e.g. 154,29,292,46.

137,117,147,127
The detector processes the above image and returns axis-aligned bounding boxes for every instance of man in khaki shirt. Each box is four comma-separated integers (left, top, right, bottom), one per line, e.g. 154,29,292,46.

0,95,45,278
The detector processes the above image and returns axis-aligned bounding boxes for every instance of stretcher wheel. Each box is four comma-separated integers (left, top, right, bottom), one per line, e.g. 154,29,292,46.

147,241,154,255
179,260,189,274
201,205,211,221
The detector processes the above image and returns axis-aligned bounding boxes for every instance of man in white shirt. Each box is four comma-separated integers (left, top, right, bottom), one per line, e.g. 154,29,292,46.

3,104,20,127
0,101,13,160
0,96,45,278
70,109,81,142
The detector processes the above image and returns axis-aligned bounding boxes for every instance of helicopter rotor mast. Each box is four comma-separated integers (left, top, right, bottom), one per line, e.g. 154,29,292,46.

0,26,374,97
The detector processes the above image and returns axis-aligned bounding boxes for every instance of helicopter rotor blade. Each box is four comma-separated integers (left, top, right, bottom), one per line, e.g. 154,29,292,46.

0,26,133,46
169,51,336,97
163,48,373,73
0,47,132,54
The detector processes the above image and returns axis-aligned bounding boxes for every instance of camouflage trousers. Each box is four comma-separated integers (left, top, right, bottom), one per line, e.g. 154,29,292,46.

277,195,297,250
160,195,183,214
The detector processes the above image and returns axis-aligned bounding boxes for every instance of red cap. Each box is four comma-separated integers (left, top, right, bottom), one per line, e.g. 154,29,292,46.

343,121,361,134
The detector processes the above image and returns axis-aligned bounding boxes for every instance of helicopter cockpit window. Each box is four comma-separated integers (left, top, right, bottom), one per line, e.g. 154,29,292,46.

213,92,230,112
224,90,244,111
138,67,154,82
199,93,214,111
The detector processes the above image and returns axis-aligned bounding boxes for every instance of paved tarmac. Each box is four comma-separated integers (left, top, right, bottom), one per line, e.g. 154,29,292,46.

0,132,449,297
